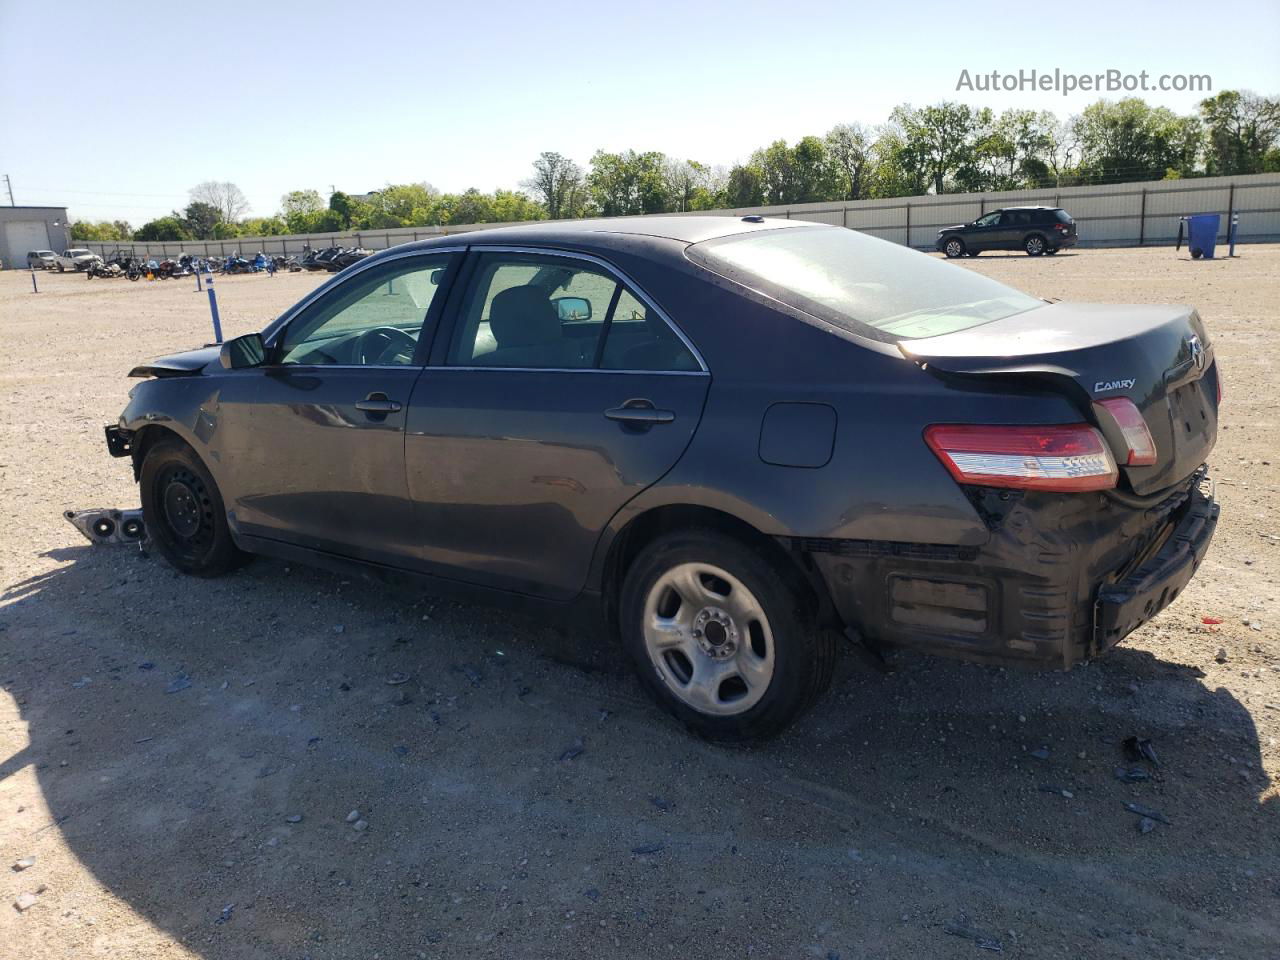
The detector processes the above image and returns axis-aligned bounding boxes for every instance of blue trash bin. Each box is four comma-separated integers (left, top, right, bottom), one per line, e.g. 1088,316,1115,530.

1178,214,1220,259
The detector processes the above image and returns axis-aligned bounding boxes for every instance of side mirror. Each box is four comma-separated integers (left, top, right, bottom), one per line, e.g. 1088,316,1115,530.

219,332,266,369
553,296,592,322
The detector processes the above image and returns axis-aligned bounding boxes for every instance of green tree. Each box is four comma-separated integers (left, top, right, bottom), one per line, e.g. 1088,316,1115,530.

1071,98,1201,183
281,190,326,232
240,216,289,236
356,183,439,228
587,151,672,216
134,216,193,242
722,164,764,206
1199,90,1280,175
523,152,586,219
825,123,873,200
750,137,838,204
69,220,132,241
327,191,361,229
486,189,546,223
889,102,978,194
183,201,223,239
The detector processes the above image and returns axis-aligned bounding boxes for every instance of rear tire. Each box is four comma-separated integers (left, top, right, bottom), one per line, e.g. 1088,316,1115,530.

1024,234,1047,256
943,237,965,259
140,436,247,577
619,529,833,742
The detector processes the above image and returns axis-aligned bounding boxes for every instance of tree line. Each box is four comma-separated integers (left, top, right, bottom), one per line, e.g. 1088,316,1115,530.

72,90,1279,243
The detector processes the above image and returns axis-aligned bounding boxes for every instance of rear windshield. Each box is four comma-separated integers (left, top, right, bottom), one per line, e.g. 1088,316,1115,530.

687,226,1043,340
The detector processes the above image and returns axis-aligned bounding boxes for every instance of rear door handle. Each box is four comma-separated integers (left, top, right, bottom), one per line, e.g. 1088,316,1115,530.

604,399,675,425
355,395,402,413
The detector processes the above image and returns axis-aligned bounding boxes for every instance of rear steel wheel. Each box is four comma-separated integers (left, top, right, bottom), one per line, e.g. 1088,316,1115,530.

620,529,834,741
643,562,774,717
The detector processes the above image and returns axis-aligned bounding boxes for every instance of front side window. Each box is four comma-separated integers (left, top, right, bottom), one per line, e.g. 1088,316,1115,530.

974,212,1001,227
278,255,452,366
688,226,1044,341
448,253,699,372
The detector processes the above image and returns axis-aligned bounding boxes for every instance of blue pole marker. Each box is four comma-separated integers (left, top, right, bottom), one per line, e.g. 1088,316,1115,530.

206,269,223,343
30,267,38,293
195,266,202,292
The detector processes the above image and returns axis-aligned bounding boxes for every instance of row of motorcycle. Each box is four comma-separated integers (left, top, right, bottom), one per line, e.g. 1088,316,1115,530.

85,246,372,281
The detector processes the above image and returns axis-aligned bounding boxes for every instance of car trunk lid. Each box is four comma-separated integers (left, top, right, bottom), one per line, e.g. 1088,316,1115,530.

900,302,1218,495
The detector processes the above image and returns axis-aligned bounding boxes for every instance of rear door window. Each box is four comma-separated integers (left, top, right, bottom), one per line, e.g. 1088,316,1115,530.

448,253,700,372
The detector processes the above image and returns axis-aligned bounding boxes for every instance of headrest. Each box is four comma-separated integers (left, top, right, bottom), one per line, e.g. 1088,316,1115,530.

489,286,561,347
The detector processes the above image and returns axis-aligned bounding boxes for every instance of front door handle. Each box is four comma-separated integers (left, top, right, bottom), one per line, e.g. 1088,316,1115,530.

355,393,402,414
604,399,675,425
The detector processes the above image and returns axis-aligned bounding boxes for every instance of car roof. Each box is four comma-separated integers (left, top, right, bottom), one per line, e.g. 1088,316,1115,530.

392,215,817,254
998,205,1060,211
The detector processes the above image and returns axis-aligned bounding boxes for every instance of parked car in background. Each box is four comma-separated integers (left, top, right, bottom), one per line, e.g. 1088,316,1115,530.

937,206,1078,258
51,248,104,272
27,250,58,269
107,216,1218,741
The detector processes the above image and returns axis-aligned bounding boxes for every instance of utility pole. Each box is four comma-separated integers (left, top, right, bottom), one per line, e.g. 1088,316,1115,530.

2,174,13,206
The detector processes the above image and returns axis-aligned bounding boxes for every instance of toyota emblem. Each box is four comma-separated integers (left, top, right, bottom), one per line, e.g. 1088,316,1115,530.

1187,335,1206,371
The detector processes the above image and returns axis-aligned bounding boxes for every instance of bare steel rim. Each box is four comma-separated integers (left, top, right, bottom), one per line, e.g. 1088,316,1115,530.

642,562,775,717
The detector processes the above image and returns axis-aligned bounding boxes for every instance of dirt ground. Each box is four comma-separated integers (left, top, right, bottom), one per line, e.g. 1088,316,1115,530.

1,246,1277,960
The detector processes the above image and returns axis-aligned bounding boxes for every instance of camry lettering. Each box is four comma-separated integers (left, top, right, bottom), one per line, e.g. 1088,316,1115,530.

1094,378,1136,392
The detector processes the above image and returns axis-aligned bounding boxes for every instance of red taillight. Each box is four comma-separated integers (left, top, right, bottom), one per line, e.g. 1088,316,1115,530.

1096,397,1158,466
924,423,1118,492
1053,223,1069,232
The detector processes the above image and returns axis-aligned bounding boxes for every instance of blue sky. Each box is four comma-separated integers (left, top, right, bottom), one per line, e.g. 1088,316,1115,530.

2,0,1277,224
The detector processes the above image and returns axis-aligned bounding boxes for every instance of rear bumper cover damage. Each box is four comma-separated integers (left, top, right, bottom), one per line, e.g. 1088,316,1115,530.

803,467,1217,669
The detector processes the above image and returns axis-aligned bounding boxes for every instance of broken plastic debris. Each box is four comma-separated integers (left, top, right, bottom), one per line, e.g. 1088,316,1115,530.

1123,801,1171,825
1122,736,1159,766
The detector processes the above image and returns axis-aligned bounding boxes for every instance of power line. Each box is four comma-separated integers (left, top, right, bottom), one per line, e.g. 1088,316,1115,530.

17,185,190,198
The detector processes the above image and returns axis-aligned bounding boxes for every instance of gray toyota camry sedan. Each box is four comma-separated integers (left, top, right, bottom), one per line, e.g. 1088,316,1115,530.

106,216,1220,740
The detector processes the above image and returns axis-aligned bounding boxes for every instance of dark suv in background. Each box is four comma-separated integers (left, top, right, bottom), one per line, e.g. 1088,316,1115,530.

937,206,1078,258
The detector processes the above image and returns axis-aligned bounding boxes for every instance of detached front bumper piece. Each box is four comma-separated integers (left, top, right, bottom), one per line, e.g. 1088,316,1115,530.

803,468,1218,669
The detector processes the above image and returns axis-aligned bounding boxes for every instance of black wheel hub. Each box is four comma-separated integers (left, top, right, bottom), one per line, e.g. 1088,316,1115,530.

155,466,212,555
163,479,202,538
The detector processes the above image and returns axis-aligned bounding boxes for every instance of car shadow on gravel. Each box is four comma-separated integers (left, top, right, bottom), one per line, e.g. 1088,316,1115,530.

3,544,1277,959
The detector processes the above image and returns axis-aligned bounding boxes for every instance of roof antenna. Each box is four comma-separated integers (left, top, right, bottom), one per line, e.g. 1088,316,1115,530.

741,215,765,223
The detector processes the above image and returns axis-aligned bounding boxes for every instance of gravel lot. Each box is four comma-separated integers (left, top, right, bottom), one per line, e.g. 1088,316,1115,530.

1,246,1277,959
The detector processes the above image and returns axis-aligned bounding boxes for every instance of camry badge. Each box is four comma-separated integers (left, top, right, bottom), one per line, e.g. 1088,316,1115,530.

1094,378,1136,392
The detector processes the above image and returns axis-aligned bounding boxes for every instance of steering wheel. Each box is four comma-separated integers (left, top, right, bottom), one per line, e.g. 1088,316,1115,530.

354,326,418,365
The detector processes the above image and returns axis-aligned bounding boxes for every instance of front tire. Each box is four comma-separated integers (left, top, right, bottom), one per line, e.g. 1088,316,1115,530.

619,530,833,741
140,436,247,577
1024,234,1047,256
943,237,965,258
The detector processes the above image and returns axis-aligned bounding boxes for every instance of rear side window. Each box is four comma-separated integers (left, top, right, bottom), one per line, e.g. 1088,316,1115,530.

1054,210,1073,223
688,226,1044,341
448,253,699,372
